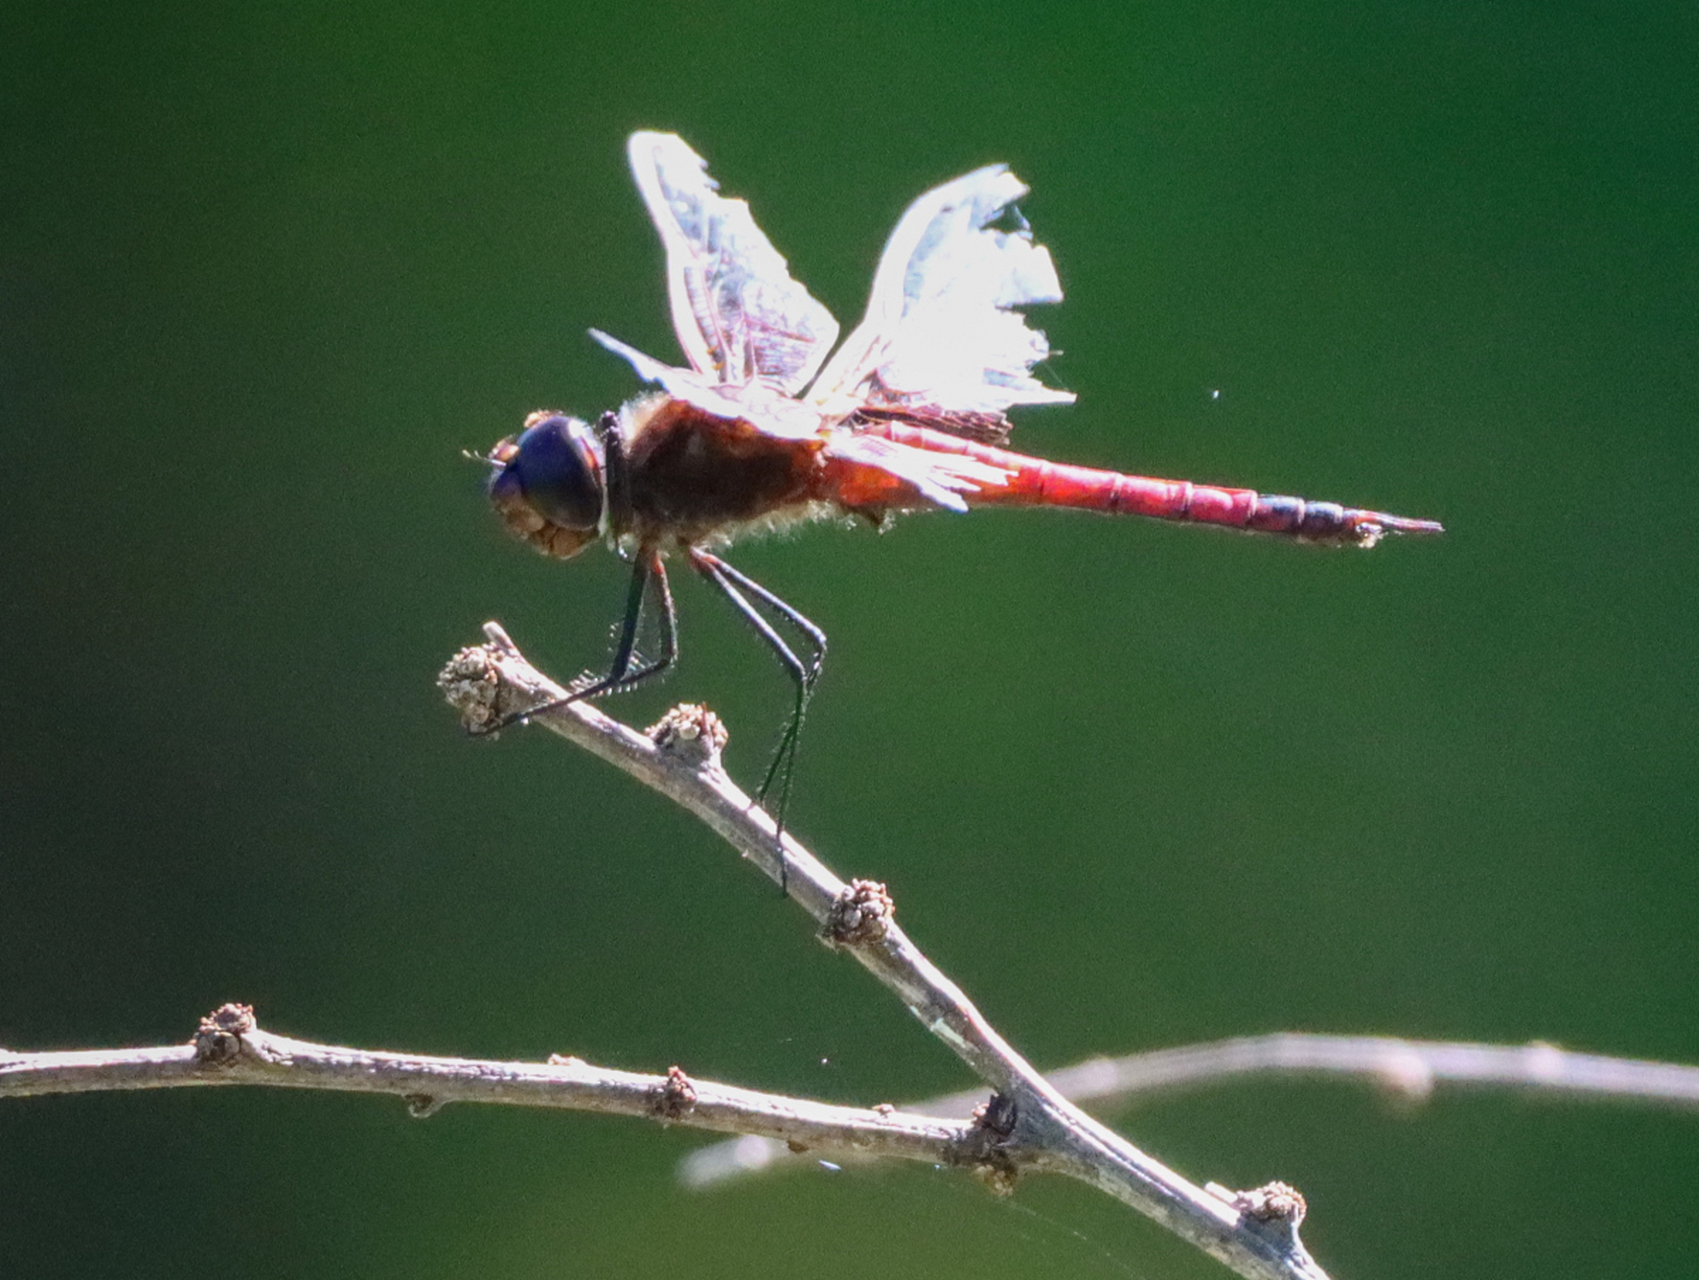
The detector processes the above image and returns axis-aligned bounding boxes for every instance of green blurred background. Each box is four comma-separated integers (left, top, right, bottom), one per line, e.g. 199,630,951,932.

4,1,1696,1276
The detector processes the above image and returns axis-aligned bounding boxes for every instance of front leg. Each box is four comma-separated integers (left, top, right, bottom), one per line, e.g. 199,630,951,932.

471,548,678,736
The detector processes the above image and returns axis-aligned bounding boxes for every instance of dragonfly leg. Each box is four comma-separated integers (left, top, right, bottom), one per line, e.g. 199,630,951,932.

687,548,826,840
470,548,677,736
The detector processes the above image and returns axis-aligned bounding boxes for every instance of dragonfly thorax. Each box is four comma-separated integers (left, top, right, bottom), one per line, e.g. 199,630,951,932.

487,411,606,560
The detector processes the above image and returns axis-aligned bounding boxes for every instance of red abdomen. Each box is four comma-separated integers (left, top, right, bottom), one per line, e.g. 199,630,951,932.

865,422,1443,547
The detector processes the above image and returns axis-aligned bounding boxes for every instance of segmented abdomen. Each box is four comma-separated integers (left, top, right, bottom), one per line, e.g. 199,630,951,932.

864,422,1443,547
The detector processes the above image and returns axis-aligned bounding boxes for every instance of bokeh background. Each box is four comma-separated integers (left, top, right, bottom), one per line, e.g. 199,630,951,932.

4,2,1696,1277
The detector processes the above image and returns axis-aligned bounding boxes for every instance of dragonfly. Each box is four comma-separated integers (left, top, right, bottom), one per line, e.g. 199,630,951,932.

479,131,1442,813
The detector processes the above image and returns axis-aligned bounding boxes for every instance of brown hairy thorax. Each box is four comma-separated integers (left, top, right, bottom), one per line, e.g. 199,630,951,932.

616,396,829,546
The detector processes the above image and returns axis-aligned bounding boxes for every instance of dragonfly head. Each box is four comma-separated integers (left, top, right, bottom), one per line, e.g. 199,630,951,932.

486,411,606,559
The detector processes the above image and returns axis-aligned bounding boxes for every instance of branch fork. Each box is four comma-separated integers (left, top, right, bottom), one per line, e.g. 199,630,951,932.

35,624,1699,1277
434,624,1329,1280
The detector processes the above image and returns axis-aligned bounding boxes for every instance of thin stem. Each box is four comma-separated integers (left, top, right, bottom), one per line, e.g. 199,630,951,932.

0,1008,972,1167
681,1033,1699,1187
437,625,1324,1280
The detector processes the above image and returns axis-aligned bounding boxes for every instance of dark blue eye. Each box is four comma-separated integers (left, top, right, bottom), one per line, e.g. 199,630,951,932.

491,414,604,532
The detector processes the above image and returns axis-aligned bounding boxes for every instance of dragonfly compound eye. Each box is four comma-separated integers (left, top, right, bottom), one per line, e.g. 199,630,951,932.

491,413,605,534
486,413,605,560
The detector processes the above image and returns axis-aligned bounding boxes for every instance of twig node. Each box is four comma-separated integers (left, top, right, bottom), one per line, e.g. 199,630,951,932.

647,703,729,770
653,1065,699,1120
1209,1180,1309,1251
961,1092,1022,1194
823,879,894,946
193,1003,255,1066
971,1159,1020,1197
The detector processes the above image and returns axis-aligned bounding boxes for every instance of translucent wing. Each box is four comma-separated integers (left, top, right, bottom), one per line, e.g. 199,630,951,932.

823,430,1012,513
590,329,828,441
810,165,1074,414
628,132,840,394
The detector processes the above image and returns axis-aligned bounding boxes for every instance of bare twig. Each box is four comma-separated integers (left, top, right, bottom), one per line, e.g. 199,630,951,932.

435,625,1325,1280
14,625,1686,1276
1045,1033,1699,1110
0,1004,972,1167
682,1033,1699,1187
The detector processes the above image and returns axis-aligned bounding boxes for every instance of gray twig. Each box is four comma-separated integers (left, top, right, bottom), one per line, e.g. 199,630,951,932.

0,624,1345,1280
683,1033,1699,1187
433,624,1326,1280
19,626,1690,1271
0,1003,970,1167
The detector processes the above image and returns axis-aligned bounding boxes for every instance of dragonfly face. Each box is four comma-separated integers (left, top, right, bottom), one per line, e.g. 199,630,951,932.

487,411,605,560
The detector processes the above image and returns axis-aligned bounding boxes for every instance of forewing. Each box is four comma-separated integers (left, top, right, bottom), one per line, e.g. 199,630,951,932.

590,329,829,441
810,165,1074,415
628,132,840,393
824,431,1012,513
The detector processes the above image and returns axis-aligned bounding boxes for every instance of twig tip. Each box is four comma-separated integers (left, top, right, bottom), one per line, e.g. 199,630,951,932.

480,621,519,653
438,643,505,732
